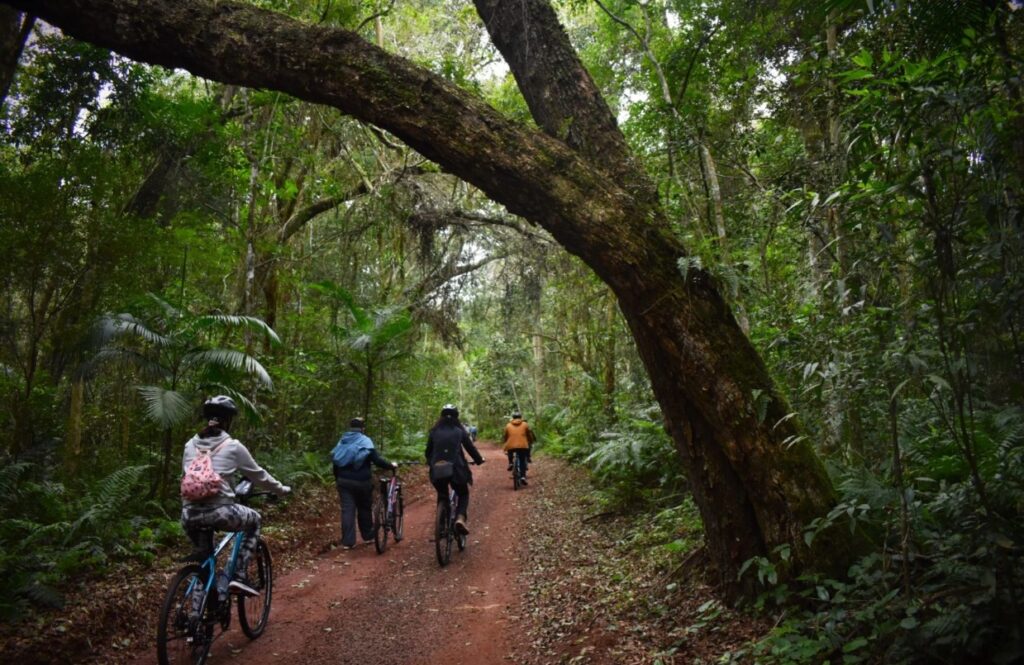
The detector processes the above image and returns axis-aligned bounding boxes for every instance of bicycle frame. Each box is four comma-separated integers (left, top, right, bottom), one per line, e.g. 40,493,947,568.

187,530,245,622
385,476,400,516
448,486,459,521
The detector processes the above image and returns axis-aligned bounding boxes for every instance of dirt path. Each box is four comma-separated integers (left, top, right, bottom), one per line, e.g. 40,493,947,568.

136,441,526,665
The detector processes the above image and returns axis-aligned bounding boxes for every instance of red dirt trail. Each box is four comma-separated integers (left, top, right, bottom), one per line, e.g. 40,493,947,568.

135,441,528,665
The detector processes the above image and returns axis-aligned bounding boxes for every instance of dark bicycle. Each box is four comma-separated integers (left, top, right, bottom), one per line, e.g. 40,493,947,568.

156,480,275,665
435,485,467,566
511,448,528,491
372,465,405,554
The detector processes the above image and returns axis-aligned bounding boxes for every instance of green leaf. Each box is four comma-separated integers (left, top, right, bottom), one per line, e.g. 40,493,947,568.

852,51,873,68
184,349,274,389
195,314,281,346
137,386,192,429
843,637,869,653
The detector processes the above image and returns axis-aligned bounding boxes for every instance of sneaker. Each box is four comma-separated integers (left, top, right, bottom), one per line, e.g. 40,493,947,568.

454,516,470,536
228,576,259,596
507,464,513,471
520,477,528,485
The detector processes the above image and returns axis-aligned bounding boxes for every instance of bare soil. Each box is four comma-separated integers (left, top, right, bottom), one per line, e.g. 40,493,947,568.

2,442,766,664
136,440,526,665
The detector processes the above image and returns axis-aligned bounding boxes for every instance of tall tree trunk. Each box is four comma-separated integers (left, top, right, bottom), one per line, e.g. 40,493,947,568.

0,6,32,109
602,295,617,422
699,142,728,249
15,0,858,592
65,377,85,477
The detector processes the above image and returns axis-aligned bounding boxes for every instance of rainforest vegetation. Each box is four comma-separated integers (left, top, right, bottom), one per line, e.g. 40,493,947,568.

1,0,1022,662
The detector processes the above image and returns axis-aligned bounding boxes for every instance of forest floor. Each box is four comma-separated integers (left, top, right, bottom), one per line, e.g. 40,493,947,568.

1,442,767,664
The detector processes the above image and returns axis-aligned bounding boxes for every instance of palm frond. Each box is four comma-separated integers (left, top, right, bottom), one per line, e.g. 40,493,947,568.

101,313,171,347
146,293,181,319
309,281,371,330
184,349,274,389
200,383,263,422
88,346,169,381
137,385,193,429
372,310,413,346
348,333,374,351
195,314,282,347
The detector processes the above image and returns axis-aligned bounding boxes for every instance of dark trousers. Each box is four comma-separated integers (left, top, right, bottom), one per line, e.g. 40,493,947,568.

432,479,469,520
335,479,374,546
507,448,529,476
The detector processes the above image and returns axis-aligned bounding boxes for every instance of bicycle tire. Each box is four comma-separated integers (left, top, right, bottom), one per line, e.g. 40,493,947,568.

373,491,389,554
393,491,405,542
513,452,522,491
435,500,452,566
157,564,213,665
237,539,273,638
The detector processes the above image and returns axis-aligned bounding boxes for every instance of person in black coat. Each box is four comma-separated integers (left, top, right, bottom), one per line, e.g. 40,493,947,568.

425,404,484,535
333,417,396,548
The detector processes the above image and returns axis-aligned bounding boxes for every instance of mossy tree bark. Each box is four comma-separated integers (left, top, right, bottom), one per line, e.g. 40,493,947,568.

9,0,857,593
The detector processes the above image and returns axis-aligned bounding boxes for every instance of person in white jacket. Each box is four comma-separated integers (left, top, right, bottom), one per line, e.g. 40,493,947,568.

180,395,290,595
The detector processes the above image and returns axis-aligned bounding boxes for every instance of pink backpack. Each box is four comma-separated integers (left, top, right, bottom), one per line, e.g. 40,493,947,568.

180,441,227,501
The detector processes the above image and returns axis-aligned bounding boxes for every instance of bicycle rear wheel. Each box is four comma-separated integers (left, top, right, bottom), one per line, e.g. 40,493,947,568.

157,564,213,665
435,500,452,566
392,490,404,542
373,491,389,554
513,452,522,491
237,539,273,638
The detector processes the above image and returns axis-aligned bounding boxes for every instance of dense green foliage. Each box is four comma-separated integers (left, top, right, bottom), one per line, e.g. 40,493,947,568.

1,0,1021,662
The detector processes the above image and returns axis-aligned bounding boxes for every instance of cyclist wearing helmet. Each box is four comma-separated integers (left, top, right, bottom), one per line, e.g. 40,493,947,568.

180,395,290,595
503,411,536,485
426,404,484,535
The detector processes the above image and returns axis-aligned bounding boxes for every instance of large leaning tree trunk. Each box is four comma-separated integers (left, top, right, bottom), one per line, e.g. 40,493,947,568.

9,0,859,593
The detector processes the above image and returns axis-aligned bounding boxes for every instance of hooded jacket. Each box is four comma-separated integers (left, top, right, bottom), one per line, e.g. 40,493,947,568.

181,430,287,507
502,418,535,451
332,428,393,484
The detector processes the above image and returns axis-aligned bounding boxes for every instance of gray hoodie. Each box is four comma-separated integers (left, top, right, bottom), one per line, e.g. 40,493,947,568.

181,431,287,507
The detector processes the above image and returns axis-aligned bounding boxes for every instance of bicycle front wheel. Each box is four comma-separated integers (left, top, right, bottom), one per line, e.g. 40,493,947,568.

373,492,389,554
393,491,405,542
237,539,273,638
157,564,213,665
435,500,452,566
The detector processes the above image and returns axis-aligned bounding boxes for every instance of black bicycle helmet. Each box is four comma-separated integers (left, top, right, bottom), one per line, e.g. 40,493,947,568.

511,411,522,419
441,403,459,418
202,395,238,421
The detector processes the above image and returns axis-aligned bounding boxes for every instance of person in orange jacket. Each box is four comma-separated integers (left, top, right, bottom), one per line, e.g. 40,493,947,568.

502,411,536,484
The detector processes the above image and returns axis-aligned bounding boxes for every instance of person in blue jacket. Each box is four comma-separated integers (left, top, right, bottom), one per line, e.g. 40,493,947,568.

332,417,396,548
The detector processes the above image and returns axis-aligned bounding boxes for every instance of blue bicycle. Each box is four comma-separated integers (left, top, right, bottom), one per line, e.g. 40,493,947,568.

156,480,274,665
